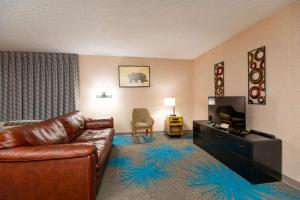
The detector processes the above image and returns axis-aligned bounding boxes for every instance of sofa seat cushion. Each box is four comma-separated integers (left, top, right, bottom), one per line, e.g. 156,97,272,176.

94,140,112,169
71,129,113,169
73,140,111,169
73,129,114,143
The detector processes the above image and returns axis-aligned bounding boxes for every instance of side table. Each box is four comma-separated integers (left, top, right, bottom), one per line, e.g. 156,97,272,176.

165,116,183,136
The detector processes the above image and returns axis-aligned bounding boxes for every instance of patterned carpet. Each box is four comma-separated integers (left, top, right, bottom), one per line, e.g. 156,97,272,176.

97,133,300,200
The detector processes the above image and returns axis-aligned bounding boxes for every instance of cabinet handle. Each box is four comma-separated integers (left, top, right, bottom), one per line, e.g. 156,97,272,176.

237,144,245,148
216,134,223,138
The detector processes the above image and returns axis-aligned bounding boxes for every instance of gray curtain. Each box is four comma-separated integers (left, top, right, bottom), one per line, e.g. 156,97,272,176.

0,52,80,121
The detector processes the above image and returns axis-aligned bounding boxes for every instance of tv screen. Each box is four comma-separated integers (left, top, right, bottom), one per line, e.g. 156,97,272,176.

208,96,246,129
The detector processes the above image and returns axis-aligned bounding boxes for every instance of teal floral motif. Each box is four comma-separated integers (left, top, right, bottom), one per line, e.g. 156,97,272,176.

181,145,198,153
113,136,133,146
142,136,156,143
186,161,300,200
120,161,170,189
143,144,186,168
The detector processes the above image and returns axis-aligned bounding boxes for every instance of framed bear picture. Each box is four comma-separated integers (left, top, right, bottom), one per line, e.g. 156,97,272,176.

118,65,150,87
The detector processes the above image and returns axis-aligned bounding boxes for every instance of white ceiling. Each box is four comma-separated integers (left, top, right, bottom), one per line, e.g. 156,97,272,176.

0,0,295,59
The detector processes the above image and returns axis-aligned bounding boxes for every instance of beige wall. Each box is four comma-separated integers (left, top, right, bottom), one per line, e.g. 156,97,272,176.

80,56,193,133
192,2,300,181
79,1,299,181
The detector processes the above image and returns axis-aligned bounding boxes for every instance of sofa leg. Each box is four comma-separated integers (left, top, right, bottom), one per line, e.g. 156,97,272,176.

132,127,135,136
150,127,153,136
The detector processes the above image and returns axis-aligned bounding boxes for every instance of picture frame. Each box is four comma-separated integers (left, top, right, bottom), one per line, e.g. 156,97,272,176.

118,65,150,88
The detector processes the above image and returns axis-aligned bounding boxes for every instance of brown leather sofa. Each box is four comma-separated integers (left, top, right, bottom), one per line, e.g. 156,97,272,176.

0,111,114,200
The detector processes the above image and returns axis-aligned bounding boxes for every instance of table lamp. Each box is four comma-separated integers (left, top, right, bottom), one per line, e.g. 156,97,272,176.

164,97,176,116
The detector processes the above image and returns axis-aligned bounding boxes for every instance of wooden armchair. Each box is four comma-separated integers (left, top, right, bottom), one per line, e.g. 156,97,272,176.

131,108,154,136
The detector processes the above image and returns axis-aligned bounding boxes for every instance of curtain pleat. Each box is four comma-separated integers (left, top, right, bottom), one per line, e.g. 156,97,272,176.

39,53,46,118
72,55,80,110
33,53,40,119
57,54,64,115
22,52,29,120
45,54,52,119
15,52,23,120
51,54,58,117
0,51,80,121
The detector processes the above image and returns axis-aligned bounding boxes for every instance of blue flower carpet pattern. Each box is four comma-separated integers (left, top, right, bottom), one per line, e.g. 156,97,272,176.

186,160,300,200
112,135,134,146
120,161,171,189
143,144,187,168
98,134,300,200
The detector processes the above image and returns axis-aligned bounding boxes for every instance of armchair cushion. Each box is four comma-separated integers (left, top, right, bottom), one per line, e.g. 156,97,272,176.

133,122,152,128
144,116,154,125
132,108,154,125
131,108,154,136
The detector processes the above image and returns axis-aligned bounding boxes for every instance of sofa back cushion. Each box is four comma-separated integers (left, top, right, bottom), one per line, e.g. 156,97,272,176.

0,118,69,149
57,111,85,141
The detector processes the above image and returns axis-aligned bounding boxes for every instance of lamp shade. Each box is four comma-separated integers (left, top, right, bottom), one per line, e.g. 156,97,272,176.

164,97,176,107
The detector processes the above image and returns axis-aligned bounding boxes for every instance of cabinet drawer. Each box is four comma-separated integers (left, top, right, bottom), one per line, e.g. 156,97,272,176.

221,152,252,182
226,136,252,160
169,117,183,125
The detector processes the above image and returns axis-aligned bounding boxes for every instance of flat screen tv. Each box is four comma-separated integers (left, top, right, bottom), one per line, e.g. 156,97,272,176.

208,96,246,129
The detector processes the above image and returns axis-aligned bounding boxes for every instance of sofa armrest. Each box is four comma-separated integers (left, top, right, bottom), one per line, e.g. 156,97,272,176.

85,117,114,129
0,143,96,162
0,153,96,200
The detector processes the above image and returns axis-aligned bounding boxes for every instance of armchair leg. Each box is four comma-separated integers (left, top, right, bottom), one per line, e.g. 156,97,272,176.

132,127,135,136
150,127,153,136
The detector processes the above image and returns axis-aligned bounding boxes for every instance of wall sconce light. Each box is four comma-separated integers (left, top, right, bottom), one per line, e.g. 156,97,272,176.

164,97,176,116
96,92,112,98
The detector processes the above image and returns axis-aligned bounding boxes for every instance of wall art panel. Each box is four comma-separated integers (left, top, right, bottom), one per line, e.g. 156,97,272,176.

214,61,224,96
248,46,266,105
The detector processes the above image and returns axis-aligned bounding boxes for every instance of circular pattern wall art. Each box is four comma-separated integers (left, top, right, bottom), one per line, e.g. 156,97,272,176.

248,46,266,104
214,61,224,97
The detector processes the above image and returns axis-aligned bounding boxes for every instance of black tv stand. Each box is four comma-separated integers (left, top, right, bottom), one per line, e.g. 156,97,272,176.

250,130,276,139
193,120,282,184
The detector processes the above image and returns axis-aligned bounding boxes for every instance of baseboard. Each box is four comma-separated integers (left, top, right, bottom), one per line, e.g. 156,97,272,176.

115,131,165,135
282,174,300,190
116,130,192,135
